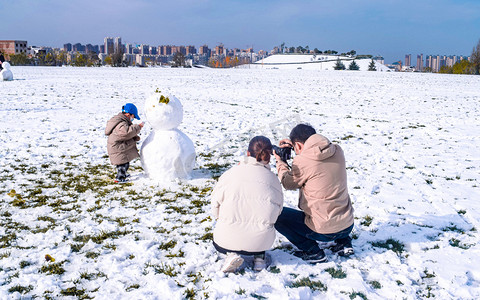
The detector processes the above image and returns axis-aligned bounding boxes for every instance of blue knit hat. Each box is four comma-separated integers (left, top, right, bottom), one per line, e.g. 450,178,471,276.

122,103,140,120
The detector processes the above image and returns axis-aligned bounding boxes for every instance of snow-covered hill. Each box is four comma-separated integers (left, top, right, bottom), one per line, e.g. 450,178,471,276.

247,54,390,71
1,67,479,299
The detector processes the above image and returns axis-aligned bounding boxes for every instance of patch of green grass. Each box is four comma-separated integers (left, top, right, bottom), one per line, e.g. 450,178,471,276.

85,251,100,259
126,284,140,292
60,286,88,298
250,294,267,299
184,288,196,299
268,266,281,274
369,280,382,289
449,238,471,249
199,232,213,241
360,215,373,227
79,271,107,281
442,224,465,234
325,267,347,279
146,263,179,277
235,288,246,295
290,277,327,292
423,269,436,279
40,261,66,275
371,238,405,254
8,284,34,294
19,260,34,268
348,291,368,299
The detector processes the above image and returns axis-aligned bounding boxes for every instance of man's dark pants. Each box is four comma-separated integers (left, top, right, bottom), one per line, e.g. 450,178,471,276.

275,207,353,254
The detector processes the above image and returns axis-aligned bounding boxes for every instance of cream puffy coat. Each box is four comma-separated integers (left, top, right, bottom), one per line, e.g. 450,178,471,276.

211,156,284,252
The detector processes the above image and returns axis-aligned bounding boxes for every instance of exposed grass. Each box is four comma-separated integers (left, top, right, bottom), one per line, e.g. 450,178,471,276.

40,261,66,275
8,284,34,294
371,238,405,255
325,267,347,279
289,277,327,292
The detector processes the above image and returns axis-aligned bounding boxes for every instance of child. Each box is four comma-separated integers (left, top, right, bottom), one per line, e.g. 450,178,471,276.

105,103,144,182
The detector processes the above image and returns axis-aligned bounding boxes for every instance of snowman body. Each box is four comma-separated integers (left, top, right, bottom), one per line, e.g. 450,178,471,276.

140,91,196,180
1,62,13,81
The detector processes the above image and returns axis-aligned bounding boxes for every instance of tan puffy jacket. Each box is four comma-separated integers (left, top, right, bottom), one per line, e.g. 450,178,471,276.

211,156,284,252
277,134,354,234
105,113,141,165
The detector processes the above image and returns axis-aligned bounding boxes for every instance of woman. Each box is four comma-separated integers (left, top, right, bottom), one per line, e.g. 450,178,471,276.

211,136,284,272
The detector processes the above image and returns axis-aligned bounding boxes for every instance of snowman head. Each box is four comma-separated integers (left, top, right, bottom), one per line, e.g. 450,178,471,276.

145,89,183,130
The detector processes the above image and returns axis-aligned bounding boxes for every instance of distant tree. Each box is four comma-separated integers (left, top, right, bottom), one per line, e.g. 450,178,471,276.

45,52,56,66
172,52,185,67
73,54,87,66
333,59,345,70
368,59,377,71
439,65,453,74
56,51,67,66
313,48,321,54
288,46,295,53
104,56,112,66
452,60,473,74
305,45,309,53
348,60,360,70
280,42,285,53
346,50,357,56
471,39,480,75
111,52,123,67
9,53,30,66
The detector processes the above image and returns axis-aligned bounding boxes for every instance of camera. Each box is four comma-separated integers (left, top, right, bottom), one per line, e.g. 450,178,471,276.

272,145,293,162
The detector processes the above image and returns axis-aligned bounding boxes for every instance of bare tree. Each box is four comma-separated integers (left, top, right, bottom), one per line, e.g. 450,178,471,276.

471,39,480,75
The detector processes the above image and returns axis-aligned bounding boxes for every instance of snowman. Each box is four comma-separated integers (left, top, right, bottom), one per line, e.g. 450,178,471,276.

140,89,196,180
1,61,13,81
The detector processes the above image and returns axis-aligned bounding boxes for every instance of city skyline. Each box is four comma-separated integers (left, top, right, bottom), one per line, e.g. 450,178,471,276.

2,0,480,63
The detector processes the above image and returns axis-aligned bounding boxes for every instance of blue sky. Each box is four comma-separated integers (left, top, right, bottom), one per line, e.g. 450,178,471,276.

2,0,480,63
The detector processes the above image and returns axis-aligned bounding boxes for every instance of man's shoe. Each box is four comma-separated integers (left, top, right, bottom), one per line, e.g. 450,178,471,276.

329,237,354,257
253,255,267,271
221,253,244,273
293,249,327,263
114,178,128,183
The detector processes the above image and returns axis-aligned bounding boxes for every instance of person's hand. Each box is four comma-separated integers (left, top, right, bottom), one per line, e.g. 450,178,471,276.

139,122,145,128
273,150,281,162
279,138,293,148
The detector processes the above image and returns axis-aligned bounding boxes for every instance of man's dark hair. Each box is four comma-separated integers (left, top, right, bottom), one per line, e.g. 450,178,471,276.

289,124,316,144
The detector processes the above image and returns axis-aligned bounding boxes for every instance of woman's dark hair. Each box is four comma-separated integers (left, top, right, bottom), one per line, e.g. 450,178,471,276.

0,54,4,63
248,136,273,162
289,124,316,144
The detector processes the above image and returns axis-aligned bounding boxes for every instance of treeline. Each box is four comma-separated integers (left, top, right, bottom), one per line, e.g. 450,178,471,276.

7,52,102,67
439,39,480,75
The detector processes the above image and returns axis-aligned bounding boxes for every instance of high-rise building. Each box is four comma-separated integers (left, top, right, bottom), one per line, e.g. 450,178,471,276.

114,37,122,54
64,43,72,52
416,54,423,71
186,45,196,55
104,37,114,55
140,44,149,55
149,46,157,55
405,54,411,66
215,44,224,56
199,45,210,57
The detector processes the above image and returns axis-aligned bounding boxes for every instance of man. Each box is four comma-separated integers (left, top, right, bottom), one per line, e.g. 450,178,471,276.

273,124,354,263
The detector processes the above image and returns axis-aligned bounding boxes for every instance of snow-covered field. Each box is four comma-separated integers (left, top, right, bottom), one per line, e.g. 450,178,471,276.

1,66,479,299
